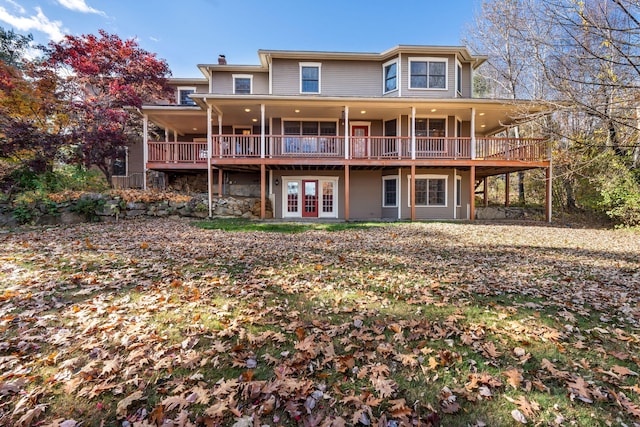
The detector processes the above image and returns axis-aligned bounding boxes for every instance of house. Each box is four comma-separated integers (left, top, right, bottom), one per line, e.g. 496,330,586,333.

128,45,551,221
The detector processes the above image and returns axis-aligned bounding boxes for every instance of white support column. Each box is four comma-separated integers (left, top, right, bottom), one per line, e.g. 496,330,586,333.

218,115,223,158
411,107,416,160
143,114,149,191
173,130,177,143
471,107,476,160
164,127,169,142
260,104,266,159
344,106,350,159
207,103,213,218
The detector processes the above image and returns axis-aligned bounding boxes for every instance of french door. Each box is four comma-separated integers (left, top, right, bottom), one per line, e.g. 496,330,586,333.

302,180,318,217
283,177,338,218
352,125,369,157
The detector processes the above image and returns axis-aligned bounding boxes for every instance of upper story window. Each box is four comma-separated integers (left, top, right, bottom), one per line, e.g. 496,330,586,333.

409,57,447,90
300,62,321,94
177,87,196,105
233,74,253,94
383,59,398,93
456,60,462,96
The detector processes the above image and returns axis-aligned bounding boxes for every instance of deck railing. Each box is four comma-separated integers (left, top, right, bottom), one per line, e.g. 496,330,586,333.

147,135,547,163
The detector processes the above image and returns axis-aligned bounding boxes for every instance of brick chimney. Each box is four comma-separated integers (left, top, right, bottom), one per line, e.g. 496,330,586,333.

218,54,227,65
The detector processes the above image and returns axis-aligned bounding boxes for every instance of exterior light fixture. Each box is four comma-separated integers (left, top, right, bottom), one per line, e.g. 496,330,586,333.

431,108,437,112
244,108,251,112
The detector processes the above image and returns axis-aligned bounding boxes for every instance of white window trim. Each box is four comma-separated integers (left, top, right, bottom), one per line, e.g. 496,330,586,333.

415,116,448,138
112,146,128,177
177,86,197,105
299,62,322,94
281,176,339,218
408,57,448,91
382,175,399,208
382,58,398,94
233,74,253,94
455,58,463,97
407,174,449,207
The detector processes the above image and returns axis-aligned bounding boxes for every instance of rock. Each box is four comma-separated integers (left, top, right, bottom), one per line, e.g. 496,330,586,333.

60,211,85,225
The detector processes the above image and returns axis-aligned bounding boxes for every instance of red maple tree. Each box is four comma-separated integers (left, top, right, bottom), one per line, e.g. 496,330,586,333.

40,30,173,183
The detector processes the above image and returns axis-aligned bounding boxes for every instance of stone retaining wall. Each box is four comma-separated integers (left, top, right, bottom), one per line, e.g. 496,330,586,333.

476,206,544,220
0,194,272,228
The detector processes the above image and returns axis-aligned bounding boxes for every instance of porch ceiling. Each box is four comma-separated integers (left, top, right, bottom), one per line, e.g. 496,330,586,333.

142,97,544,137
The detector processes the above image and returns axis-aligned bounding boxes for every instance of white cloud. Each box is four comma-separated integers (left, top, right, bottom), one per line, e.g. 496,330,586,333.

0,6,66,41
56,0,105,16
4,0,26,14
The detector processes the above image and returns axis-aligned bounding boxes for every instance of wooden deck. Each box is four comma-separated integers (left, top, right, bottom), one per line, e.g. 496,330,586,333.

146,135,549,169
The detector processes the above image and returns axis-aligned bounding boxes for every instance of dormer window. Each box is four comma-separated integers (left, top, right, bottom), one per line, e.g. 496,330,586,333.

178,87,196,105
300,62,321,94
233,75,253,94
383,59,398,93
409,58,447,90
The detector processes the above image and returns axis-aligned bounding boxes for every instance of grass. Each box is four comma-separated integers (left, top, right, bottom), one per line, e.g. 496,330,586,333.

1,218,639,426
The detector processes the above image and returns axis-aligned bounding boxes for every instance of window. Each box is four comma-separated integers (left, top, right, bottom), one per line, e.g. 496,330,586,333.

409,58,447,89
233,75,252,94
456,176,462,207
283,121,337,154
287,182,299,214
456,61,462,96
415,118,446,137
283,121,336,136
322,181,334,213
408,175,447,207
383,176,398,207
383,60,397,93
178,87,196,105
300,63,321,93
112,147,127,177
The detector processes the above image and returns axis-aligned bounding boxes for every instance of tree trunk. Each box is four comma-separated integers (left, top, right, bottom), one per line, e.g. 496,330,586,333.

564,178,577,211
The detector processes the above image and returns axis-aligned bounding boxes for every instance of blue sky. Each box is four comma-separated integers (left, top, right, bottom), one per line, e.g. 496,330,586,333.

0,0,479,77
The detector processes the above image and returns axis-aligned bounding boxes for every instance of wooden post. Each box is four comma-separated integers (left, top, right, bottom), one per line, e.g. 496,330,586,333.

218,168,223,197
470,166,476,221
344,165,350,221
505,173,510,207
483,178,488,207
260,164,266,219
546,165,553,223
410,164,416,221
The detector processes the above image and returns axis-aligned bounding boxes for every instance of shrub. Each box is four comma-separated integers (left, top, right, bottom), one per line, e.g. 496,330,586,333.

71,197,105,222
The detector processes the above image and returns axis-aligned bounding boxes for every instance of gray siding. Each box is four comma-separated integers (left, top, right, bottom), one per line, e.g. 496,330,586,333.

272,59,382,97
350,170,382,219
210,71,269,95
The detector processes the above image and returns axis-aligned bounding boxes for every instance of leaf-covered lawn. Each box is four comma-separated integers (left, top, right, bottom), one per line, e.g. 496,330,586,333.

1,218,639,426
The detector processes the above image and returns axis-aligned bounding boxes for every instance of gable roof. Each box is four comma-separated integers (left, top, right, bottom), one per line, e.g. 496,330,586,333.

195,45,488,77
